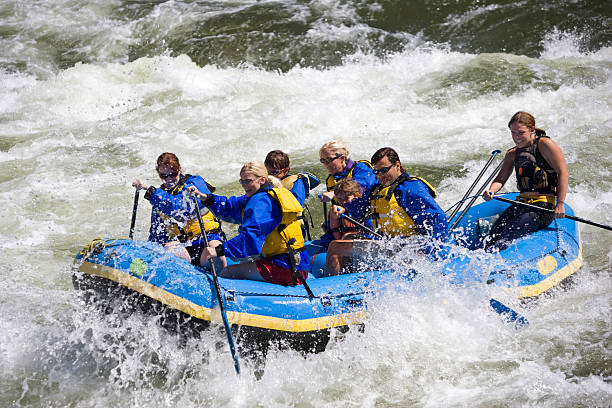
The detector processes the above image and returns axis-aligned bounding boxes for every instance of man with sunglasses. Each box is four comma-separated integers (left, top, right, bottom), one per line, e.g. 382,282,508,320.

132,152,224,266
369,147,447,240
324,147,447,275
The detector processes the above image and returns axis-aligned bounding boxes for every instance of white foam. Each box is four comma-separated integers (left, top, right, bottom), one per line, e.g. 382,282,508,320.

1,25,611,406
540,28,589,60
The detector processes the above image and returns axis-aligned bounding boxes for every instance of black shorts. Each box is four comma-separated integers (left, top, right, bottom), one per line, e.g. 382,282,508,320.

485,201,554,252
186,241,207,266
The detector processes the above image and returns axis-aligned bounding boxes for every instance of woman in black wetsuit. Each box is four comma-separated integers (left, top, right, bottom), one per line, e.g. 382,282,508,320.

483,111,569,251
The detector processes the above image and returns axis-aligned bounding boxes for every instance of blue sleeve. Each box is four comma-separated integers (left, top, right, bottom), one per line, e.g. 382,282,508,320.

395,181,449,240
318,231,334,248
146,175,212,243
208,194,248,225
290,177,308,206
352,162,378,195
149,175,212,218
221,193,281,259
344,162,379,220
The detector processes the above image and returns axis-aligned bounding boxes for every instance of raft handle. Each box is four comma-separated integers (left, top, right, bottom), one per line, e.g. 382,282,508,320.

346,298,365,307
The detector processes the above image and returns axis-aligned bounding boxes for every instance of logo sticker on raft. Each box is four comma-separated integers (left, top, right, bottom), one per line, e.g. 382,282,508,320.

130,258,147,276
537,255,557,276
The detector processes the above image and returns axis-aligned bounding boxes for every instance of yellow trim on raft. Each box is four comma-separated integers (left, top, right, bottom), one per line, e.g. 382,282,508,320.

78,261,366,332
516,229,583,299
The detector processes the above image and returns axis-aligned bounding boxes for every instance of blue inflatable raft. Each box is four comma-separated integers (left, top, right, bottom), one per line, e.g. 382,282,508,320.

444,193,583,300
72,193,582,351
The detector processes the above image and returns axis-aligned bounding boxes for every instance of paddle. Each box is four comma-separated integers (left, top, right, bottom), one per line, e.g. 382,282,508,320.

322,201,329,229
447,149,502,221
489,298,529,328
193,197,241,375
129,190,139,239
341,200,527,326
493,196,612,231
302,204,313,241
340,213,383,239
443,169,529,327
448,160,504,232
286,239,315,298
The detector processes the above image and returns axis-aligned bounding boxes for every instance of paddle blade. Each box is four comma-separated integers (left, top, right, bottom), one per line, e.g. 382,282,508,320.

489,298,529,328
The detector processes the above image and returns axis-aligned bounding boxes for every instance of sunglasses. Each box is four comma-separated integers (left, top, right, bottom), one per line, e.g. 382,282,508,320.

373,164,394,175
239,178,255,185
159,171,179,179
320,154,343,164
267,168,286,176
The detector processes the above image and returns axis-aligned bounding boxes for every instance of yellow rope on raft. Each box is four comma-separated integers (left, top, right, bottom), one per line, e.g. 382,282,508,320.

77,237,127,259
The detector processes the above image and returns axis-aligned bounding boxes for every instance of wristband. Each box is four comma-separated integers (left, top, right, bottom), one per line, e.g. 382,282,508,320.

215,245,225,257
201,193,214,206
144,186,156,200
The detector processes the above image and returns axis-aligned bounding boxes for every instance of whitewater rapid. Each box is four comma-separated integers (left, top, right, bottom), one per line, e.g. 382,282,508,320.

0,1,610,406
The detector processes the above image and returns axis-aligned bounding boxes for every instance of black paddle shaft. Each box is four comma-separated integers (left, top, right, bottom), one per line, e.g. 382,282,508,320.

493,196,612,232
323,201,329,228
193,197,241,375
286,239,315,298
340,213,383,239
129,190,139,239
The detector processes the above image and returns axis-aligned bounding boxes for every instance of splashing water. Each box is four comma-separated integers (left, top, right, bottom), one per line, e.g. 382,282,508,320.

0,0,610,406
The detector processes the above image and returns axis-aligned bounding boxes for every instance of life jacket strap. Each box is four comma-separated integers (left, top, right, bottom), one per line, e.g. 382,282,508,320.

176,225,223,243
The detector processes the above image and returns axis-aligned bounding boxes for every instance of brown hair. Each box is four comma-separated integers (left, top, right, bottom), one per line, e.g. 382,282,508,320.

264,150,290,170
156,152,181,172
371,147,400,166
333,179,363,198
371,147,406,173
508,111,546,136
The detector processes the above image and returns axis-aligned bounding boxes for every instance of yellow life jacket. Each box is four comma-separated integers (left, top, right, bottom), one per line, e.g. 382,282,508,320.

281,174,300,190
280,172,321,192
157,177,221,243
326,160,373,191
370,173,436,237
280,174,306,232
280,172,320,241
260,187,305,258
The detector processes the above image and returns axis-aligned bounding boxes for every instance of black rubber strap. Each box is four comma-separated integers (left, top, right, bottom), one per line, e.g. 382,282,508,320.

144,186,157,200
